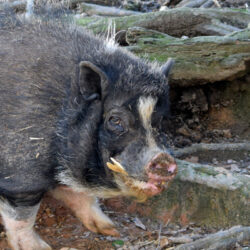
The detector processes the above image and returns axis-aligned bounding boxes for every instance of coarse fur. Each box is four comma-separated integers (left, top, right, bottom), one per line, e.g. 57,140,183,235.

0,9,175,249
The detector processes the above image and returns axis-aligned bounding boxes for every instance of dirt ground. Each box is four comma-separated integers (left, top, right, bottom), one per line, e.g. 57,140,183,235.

0,194,221,250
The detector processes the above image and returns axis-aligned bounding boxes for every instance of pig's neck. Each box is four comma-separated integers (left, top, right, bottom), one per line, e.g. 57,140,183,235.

55,97,117,190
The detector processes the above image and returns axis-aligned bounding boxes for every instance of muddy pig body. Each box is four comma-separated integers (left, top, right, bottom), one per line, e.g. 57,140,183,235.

0,10,177,250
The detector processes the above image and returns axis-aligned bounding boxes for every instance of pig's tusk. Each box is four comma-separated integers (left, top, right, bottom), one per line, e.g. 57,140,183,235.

106,158,128,175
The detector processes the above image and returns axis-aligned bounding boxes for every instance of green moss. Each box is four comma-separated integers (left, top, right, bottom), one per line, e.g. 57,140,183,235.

150,180,250,227
76,17,98,26
195,166,219,176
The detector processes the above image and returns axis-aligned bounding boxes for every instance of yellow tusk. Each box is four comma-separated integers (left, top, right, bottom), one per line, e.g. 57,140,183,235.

106,158,128,176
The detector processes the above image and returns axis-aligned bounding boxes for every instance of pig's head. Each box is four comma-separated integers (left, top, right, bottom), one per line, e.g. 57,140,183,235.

57,52,177,202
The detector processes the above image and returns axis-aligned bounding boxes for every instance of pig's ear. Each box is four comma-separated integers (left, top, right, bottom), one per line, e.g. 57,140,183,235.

78,61,108,101
162,58,175,78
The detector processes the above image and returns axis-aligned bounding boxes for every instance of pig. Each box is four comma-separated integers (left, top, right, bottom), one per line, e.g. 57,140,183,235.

0,9,177,250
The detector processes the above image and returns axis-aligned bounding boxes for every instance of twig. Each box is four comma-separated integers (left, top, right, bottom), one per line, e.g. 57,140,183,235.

156,222,163,250
138,240,155,248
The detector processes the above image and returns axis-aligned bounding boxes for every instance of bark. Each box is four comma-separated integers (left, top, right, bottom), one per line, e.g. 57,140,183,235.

78,3,140,16
175,226,250,250
175,159,250,191
125,27,250,86
72,0,121,7
77,7,250,37
174,142,250,157
177,0,209,7
105,158,250,227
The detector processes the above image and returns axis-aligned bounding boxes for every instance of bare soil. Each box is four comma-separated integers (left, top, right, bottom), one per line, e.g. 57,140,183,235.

0,195,220,250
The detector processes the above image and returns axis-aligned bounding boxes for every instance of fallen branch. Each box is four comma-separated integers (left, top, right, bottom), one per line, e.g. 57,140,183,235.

174,142,250,158
78,3,141,17
175,159,250,191
77,7,250,37
69,0,121,8
177,0,209,8
175,226,250,250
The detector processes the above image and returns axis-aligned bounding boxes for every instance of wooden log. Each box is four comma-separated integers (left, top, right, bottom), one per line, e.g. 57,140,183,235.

125,27,250,86
175,226,250,250
78,3,141,16
174,142,250,158
77,7,250,37
175,159,250,191
185,0,208,8
105,158,250,227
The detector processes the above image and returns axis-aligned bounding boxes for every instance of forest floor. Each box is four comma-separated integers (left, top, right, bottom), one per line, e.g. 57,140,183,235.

0,195,235,250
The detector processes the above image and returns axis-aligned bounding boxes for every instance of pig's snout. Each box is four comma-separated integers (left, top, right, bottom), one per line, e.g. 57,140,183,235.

146,152,177,182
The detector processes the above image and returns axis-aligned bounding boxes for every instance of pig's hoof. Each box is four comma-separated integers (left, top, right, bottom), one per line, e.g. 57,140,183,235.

84,215,119,237
81,206,120,237
8,231,52,250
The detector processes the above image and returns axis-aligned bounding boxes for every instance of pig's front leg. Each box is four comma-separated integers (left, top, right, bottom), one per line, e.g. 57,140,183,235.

0,202,51,250
51,186,119,237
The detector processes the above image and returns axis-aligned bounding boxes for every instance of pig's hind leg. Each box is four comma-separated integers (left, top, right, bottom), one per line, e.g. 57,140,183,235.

0,200,51,250
51,186,119,237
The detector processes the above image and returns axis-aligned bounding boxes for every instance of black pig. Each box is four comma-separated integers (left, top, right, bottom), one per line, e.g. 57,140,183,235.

0,11,177,250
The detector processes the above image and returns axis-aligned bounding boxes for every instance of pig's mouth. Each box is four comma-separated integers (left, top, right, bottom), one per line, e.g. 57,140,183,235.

106,153,177,202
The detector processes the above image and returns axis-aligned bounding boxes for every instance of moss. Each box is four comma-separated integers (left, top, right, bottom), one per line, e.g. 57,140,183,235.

149,180,250,227
195,166,218,176
76,17,98,26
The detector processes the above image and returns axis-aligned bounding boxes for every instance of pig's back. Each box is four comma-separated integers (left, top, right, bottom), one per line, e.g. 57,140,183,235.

0,16,81,194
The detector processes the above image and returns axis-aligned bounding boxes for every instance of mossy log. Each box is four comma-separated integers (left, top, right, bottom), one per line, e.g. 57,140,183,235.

77,7,250,37
105,159,250,228
76,9,250,87
127,27,250,86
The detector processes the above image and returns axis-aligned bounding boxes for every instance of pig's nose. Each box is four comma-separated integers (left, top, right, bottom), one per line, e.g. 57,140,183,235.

146,152,177,178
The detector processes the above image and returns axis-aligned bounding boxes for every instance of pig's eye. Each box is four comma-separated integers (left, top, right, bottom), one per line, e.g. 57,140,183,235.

107,116,125,134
